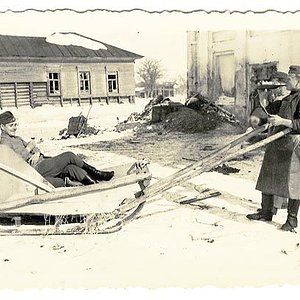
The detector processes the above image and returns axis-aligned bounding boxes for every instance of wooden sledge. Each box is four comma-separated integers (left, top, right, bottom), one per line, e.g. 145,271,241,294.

0,125,292,235
0,145,151,232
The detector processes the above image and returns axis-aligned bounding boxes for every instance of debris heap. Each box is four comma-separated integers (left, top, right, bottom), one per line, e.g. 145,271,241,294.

116,93,239,134
185,93,238,124
162,106,221,133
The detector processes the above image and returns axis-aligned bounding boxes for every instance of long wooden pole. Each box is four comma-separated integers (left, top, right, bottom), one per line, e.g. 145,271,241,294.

0,172,151,211
113,127,292,214
127,123,269,202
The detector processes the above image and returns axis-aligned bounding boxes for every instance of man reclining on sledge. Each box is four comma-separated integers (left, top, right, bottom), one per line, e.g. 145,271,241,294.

0,111,114,188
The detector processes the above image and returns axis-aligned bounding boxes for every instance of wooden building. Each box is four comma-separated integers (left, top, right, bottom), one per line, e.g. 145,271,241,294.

187,30,300,123
0,33,143,109
135,82,176,98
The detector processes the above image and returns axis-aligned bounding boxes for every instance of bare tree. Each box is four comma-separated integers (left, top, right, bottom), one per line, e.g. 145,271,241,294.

174,75,187,97
137,58,164,97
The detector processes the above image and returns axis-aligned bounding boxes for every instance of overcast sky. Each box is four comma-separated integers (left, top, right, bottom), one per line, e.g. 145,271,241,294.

0,3,300,81
0,10,188,80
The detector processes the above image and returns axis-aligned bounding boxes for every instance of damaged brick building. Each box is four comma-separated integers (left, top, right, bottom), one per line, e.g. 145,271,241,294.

187,30,300,123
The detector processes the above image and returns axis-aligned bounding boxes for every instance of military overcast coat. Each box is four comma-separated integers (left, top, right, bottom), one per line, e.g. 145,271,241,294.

255,91,300,199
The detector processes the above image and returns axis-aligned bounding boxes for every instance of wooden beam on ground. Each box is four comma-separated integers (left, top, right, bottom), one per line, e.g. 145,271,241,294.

114,127,292,214
179,192,221,205
0,172,151,211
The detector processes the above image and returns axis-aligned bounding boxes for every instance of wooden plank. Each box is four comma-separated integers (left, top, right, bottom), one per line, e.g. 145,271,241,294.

0,83,2,109
59,69,63,107
1,83,15,108
14,82,18,108
76,66,81,106
0,144,55,204
0,171,151,211
32,82,48,106
0,212,85,227
1,85,16,91
0,162,54,193
60,95,63,107
0,225,78,236
113,127,292,215
179,191,221,205
104,66,110,104
29,82,34,107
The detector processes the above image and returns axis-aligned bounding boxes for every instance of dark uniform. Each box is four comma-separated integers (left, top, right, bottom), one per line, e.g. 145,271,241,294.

0,111,114,188
247,66,300,232
256,92,300,199
0,130,90,187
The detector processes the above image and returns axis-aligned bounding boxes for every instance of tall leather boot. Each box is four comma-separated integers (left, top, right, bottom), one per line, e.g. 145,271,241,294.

82,162,114,182
280,199,300,232
81,174,96,185
246,193,274,221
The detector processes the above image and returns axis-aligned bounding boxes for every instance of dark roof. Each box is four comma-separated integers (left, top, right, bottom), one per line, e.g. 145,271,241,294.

0,33,143,61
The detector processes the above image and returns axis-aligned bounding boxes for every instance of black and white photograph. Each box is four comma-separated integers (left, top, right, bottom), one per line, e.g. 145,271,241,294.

0,0,300,298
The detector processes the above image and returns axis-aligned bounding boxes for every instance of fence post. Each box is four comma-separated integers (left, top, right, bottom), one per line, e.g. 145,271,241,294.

14,83,18,108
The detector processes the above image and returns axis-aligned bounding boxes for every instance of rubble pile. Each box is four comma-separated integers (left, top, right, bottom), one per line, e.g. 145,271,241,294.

185,93,238,124
116,93,239,135
162,107,221,133
123,95,172,124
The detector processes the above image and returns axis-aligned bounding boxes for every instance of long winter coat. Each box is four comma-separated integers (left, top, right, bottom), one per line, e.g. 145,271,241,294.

255,91,300,199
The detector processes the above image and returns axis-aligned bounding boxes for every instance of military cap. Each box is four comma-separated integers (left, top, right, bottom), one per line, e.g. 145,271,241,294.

0,111,16,125
288,65,300,75
271,71,288,82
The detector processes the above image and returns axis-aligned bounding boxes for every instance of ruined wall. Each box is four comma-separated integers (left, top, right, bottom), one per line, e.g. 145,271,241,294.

247,31,300,72
187,30,300,123
187,31,210,97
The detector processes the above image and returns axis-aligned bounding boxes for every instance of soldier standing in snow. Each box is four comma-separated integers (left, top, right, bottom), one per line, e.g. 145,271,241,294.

247,65,300,232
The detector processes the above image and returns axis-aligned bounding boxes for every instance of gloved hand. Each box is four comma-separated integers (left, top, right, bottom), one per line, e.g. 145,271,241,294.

249,115,262,129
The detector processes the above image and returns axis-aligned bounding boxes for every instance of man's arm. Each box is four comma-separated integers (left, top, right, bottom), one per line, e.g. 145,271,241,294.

268,99,300,131
249,100,282,128
290,101,300,132
1,135,39,162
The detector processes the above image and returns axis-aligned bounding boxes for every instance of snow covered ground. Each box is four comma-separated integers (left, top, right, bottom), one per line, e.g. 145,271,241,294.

0,98,300,294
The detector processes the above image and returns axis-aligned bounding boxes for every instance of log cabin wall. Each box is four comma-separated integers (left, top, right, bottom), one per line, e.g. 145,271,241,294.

0,33,142,109
0,61,136,108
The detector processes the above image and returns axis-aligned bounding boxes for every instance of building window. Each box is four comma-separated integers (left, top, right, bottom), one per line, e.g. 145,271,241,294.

79,71,91,93
107,72,119,93
48,72,60,95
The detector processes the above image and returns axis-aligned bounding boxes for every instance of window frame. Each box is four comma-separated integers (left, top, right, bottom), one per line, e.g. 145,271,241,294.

107,72,119,94
79,71,91,94
47,72,61,96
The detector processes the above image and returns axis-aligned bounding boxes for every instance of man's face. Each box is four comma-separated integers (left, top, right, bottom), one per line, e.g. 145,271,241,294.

0,121,18,136
286,74,300,91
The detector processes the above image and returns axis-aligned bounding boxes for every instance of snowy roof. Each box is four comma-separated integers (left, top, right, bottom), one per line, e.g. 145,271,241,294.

0,32,143,62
